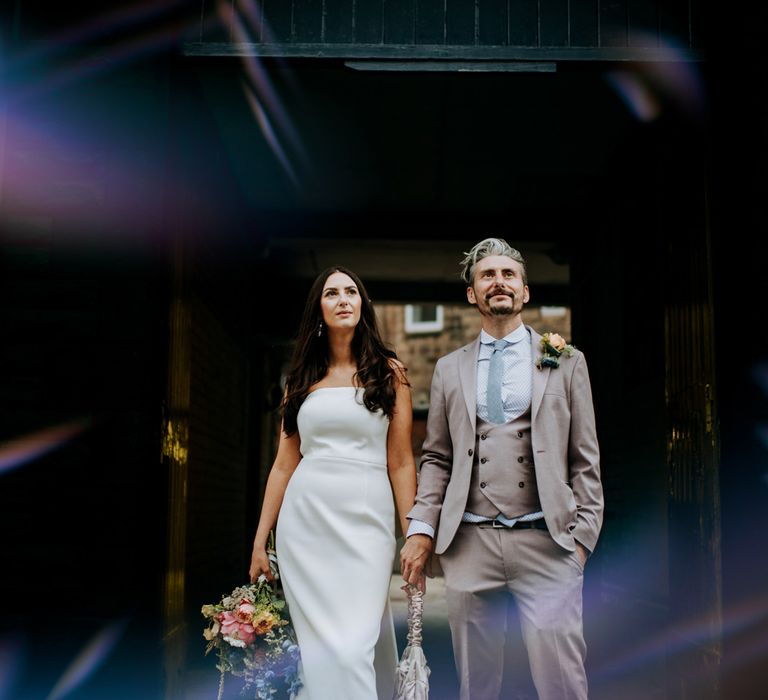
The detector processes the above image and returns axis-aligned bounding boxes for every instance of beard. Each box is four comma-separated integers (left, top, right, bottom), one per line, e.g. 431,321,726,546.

490,303,514,316
486,289,516,316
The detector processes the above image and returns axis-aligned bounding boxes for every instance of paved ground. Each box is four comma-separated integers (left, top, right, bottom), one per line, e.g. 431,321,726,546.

184,574,458,700
184,572,664,700
186,574,534,700
392,572,666,700
0,570,721,699
390,574,460,700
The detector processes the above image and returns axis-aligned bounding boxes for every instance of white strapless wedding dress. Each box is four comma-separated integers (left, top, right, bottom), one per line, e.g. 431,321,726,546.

276,387,398,700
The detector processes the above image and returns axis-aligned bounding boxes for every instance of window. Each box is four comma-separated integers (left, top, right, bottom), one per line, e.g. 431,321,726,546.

404,304,444,334
540,306,568,319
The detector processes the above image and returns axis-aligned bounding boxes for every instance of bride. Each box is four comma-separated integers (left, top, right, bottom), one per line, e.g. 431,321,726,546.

249,265,421,699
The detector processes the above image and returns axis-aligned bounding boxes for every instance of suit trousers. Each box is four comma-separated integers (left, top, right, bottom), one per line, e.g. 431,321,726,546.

439,523,588,700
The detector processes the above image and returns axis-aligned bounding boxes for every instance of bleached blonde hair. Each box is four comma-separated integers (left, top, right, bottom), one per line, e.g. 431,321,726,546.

459,237,527,285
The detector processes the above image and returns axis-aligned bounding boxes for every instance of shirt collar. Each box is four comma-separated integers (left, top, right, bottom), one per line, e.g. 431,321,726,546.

480,324,528,346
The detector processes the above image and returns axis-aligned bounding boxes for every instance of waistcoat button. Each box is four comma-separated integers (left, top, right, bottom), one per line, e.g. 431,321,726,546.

518,481,525,488
480,433,487,440
480,481,487,488
468,449,473,456
517,431,523,438
517,456,524,463
480,457,488,464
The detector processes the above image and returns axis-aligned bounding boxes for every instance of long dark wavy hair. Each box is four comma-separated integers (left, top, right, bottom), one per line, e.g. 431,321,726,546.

280,266,405,436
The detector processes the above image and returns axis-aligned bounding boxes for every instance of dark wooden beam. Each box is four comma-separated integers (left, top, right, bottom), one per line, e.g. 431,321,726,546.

182,41,704,62
344,60,557,72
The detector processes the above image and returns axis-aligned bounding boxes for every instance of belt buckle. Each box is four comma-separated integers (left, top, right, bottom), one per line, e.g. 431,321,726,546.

477,518,506,529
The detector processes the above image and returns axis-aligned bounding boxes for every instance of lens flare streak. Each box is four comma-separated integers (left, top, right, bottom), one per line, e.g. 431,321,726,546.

11,0,189,69
0,419,91,475
218,0,308,188
12,17,197,104
243,83,300,188
45,619,129,700
591,591,768,681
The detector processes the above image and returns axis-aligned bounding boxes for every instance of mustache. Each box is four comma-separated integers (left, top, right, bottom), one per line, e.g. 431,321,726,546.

485,288,514,301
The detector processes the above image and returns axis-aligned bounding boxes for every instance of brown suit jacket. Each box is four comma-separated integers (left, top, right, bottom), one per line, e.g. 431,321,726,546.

408,327,604,555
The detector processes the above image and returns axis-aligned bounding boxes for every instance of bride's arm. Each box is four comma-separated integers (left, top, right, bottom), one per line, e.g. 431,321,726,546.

249,424,301,583
386,362,418,544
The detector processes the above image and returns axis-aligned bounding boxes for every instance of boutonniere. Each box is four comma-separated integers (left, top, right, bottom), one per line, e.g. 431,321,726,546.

536,332,575,369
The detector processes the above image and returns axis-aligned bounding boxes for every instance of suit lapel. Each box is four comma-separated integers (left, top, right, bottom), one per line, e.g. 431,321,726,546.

530,326,550,421
459,337,480,434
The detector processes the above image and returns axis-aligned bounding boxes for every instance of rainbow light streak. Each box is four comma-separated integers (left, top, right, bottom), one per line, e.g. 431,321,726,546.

0,116,100,199
11,17,197,105
237,0,305,99
0,108,195,241
11,0,188,70
0,419,91,475
721,618,768,674
604,71,662,122
45,618,128,700
590,591,768,682
218,0,309,187
235,0,268,42
231,0,308,161
0,638,23,700
604,34,706,125
237,49,310,177
243,82,300,188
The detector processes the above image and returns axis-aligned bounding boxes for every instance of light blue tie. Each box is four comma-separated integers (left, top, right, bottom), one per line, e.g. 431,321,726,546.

487,340,507,424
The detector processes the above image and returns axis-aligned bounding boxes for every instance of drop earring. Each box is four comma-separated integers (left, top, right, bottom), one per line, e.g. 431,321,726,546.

317,321,323,337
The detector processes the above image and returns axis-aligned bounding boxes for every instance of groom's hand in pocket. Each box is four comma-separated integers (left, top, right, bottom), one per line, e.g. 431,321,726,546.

400,534,433,591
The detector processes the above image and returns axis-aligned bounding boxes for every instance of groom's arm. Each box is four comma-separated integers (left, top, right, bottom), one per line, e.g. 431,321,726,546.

401,359,453,587
406,358,454,529
567,352,604,555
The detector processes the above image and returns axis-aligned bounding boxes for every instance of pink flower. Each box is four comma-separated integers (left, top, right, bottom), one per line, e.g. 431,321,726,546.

238,622,257,646
219,611,257,647
219,611,239,637
548,333,566,352
235,600,256,624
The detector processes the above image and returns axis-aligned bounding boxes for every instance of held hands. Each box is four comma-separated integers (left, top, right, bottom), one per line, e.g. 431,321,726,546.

400,534,433,594
249,544,274,584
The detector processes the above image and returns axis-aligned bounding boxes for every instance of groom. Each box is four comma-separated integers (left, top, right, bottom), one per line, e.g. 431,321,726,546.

400,237,603,700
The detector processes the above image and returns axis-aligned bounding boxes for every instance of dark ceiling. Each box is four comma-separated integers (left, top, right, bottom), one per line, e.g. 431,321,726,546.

166,55,708,300
188,58,650,232
0,4,711,306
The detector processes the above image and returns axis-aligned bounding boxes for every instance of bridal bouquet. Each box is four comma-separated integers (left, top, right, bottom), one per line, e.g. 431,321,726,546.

202,542,302,700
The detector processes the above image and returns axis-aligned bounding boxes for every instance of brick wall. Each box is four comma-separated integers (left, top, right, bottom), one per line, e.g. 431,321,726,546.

376,302,570,461
377,303,571,408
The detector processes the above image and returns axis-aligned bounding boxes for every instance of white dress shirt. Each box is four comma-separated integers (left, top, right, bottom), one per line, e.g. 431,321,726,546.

476,325,532,423
407,325,541,539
